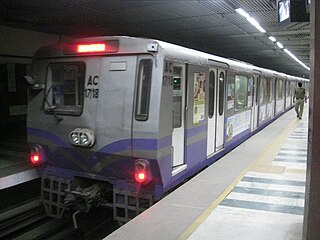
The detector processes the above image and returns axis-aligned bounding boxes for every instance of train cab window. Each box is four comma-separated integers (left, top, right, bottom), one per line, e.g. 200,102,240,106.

218,72,225,116
235,75,248,110
135,59,153,121
45,62,85,116
208,71,215,119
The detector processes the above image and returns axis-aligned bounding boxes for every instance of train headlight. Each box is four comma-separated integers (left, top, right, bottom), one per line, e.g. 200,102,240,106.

71,132,80,144
80,133,89,146
69,128,95,147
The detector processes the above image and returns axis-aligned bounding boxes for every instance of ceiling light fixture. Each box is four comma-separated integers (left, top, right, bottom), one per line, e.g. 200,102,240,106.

276,42,284,49
284,49,310,71
268,36,277,42
236,8,266,33
235,7,309,73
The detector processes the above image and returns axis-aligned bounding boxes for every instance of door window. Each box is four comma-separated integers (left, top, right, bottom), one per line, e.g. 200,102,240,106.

208,71,215,119
218,72,225,116
135,59,153,121
173,66,182,128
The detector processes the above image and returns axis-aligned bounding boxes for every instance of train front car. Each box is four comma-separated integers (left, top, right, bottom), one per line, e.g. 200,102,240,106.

27,37,167,223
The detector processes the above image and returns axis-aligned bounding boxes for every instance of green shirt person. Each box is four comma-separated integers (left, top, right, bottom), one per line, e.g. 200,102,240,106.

293,82,307,119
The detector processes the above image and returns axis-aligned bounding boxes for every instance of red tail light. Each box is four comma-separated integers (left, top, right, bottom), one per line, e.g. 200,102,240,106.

63,40,119,55
30,145,41,165
135,172,147,183
77,43,106,53
134,159,152,184
30,154,40,164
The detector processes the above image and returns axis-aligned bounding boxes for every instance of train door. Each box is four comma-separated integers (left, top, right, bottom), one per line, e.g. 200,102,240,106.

216,69,226,150
272,78,276,118
207,68,225,155
172,63,185,168
274,78,278,115
251,75,259,130
207,69,216,156
99,56,137,144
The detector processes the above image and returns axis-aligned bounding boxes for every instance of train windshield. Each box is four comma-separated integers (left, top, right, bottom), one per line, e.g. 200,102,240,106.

44,62,85,116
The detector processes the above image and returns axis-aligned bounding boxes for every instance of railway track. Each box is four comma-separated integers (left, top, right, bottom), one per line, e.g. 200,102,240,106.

0,197,119,239
0,198,46,239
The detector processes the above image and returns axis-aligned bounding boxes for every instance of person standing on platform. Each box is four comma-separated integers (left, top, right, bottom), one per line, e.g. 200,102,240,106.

293,82,307,119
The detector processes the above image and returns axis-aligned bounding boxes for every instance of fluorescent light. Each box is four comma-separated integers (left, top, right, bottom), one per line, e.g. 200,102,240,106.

276,42,284,49
268,36,277,42
255,25,267,33
236,8,250,19
247,18,266,33
284,49,297,60
236,8,266,33
284,49,310,71
236,7,309,72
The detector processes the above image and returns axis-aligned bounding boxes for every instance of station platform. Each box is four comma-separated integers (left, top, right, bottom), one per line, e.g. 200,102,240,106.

105,107,308,240
0,138,39,190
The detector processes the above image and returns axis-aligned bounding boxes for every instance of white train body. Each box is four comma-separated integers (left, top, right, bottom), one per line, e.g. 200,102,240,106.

27,36,308,223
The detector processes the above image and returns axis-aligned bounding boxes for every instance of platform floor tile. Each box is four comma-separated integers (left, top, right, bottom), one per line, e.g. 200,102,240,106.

188,120,307,240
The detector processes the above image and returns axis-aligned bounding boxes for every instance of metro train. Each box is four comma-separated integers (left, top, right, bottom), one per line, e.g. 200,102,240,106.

27,36,308,224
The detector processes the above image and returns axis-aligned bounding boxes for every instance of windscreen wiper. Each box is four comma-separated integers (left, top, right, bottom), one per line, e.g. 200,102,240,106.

42,85,53,110
42,85,63,122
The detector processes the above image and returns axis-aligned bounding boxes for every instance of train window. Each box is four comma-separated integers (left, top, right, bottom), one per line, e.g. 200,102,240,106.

227,77,234,110
208,71,215,119
255,77,259,104
292,82,296,94
235,75,248,110
45,62,85,116
277,79,284,98
248,77,254,107
218,72,225,116
135,59,153,121
261,78,271,103
259,78,264,104
286,81,290,96
269,79,274,101
173,66,182,128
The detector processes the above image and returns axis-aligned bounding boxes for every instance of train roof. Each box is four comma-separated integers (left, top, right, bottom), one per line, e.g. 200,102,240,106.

33,36,308,82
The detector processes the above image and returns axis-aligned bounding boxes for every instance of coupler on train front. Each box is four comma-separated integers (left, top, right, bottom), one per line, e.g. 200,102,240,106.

41,173,154,227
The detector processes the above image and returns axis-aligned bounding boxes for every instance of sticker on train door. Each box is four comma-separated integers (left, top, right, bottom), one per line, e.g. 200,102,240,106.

193,72,206,124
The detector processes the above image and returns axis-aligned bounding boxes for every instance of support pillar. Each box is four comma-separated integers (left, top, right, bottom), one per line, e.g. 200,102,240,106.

303,0,320,239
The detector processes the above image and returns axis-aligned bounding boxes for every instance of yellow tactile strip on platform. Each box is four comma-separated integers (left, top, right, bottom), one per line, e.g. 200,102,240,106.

178,118,301,240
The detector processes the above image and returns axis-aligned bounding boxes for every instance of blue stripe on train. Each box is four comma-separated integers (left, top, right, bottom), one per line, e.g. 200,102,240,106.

27,127,173,152
28,127,209,155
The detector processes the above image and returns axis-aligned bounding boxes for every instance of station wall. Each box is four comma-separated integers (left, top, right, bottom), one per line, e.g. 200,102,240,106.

0,26,59,139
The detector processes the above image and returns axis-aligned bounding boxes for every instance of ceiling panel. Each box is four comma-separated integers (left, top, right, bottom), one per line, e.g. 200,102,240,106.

0,0,310,78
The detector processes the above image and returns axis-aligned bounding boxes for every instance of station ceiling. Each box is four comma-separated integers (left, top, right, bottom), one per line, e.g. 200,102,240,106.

0,0,310,78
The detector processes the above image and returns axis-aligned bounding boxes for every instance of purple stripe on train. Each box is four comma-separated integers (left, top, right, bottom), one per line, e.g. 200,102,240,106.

186,124,207,138
28,127,70,148
27,127,173,153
